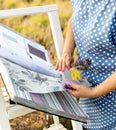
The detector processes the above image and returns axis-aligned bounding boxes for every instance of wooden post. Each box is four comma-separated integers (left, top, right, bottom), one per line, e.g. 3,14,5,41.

0,89,11,130
48,7,83,130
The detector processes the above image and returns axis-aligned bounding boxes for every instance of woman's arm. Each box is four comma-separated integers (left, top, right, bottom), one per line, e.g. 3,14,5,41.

93,71,116,97
62,16,75,56
67,71,116,98
56,16,76,71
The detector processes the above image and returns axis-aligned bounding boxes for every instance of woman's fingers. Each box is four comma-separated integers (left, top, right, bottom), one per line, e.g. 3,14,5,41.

67,83,94,98
65,56,71,70
55,55,72,72
66,83,78,96
55,58,65,71
55,59,62,71
62,58,66,72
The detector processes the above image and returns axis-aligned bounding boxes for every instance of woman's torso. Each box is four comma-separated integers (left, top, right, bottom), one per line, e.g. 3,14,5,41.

71,0,116,129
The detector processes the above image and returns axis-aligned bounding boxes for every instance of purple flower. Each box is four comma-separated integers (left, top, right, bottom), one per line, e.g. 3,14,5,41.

72,58,91,71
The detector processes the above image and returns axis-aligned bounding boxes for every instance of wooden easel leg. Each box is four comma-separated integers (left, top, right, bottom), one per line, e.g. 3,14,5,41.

0,89,11,130
71,120,83,130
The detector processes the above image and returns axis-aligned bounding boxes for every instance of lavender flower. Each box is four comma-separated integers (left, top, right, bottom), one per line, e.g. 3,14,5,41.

72,58,91,71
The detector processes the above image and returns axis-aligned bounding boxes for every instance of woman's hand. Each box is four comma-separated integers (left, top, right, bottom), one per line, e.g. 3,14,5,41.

67,83,95,98
55,16,76,72
67,71,116,98
55,53,73,72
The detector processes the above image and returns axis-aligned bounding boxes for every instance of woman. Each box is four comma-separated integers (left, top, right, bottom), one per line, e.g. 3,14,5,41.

56,0,116,130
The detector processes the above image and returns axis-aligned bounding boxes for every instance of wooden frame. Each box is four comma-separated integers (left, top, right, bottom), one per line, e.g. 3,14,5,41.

0,5,82,130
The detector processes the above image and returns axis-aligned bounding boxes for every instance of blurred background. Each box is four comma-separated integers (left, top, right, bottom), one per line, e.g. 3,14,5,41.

0,0,80,129
0,0,72,64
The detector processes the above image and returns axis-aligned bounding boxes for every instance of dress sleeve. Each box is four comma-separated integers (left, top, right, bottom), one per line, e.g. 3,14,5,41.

70,0,75,8
70,0,81,10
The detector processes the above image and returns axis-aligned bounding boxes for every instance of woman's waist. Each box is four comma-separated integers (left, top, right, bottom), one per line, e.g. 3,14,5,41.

81,70,115,87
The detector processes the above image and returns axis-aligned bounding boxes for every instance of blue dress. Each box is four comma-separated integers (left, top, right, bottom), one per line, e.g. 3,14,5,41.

70,0,116,129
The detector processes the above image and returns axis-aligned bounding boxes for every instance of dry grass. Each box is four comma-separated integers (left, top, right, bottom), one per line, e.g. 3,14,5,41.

10,111,47,130
9,111,72,130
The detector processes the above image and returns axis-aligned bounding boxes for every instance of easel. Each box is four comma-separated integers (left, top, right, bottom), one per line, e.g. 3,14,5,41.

0,5,83,130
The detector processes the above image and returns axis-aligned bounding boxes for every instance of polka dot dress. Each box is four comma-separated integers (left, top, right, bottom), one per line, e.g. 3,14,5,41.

71,0,116,129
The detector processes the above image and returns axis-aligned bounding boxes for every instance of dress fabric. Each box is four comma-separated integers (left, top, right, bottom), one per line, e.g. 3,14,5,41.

70,0,116,129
